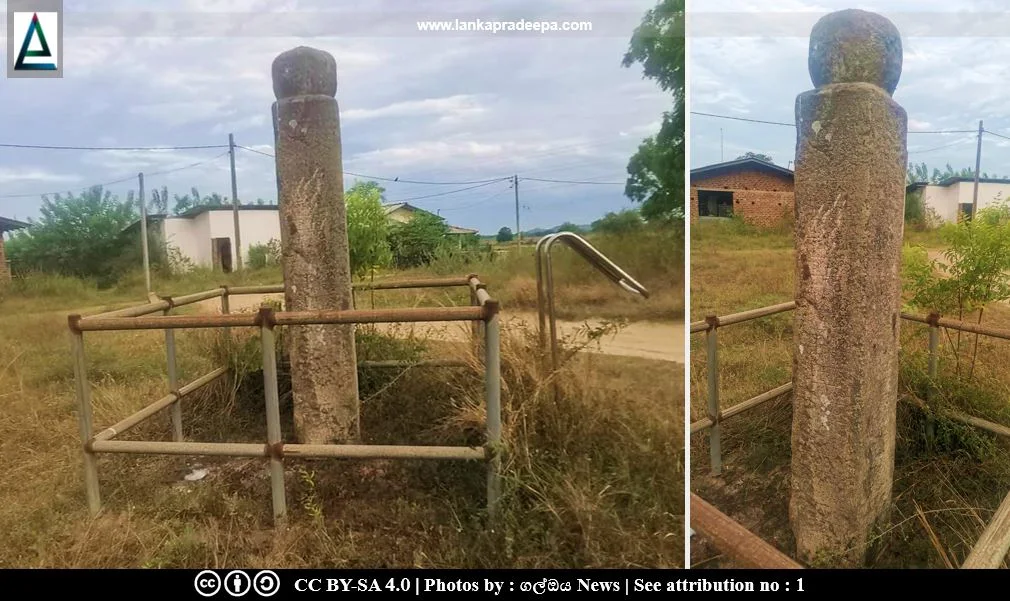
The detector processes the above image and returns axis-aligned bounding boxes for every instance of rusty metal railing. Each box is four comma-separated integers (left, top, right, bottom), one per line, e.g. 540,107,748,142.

534,232,649,373
690,300,1010,569
69,275,502,527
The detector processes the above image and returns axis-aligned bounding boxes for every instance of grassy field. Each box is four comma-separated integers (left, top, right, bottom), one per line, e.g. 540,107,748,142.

689,219,1010,569
0,228,683,568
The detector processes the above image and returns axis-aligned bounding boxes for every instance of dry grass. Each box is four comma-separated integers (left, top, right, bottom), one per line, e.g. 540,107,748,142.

377,226,684,322
0,272,682,567
689,219,1010,569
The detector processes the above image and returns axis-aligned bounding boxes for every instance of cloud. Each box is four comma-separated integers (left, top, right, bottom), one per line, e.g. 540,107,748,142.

0,168,79,184
342,94,488,123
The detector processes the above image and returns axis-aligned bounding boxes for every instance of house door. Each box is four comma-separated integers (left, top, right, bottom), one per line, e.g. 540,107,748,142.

212,237,233,273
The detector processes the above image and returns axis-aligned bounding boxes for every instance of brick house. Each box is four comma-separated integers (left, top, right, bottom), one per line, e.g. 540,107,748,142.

0,216,30,282
690,157,794,227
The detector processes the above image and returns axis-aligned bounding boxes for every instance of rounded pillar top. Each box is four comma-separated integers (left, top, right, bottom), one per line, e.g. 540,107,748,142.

272,46,337,99
808,9,902,95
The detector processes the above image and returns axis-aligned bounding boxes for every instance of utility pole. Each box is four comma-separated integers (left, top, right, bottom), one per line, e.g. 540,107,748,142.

971,119,983,220
138,172,151,295
720,128,724,162
229,133,243,270
514,174,521,254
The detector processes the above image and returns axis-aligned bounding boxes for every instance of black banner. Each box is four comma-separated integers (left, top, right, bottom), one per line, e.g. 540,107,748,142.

0,568,999,597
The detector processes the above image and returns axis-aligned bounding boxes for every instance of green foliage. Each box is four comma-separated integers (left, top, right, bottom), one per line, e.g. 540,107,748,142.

5,186,142,286
591,209,645,234
247,239,282,270
904,202,1010,374
345,181,392,277
904,203,1010,318
388,211,450,269
556,222,584,234
904,189,925,226
622,0,685,222
906,161,1006,186
496,227,513,243
736,152,774,164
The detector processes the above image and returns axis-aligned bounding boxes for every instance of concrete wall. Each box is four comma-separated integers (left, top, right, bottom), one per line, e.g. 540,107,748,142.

387,206,412,224
163,209,282,270
690,168,794,227
921,181,1010,222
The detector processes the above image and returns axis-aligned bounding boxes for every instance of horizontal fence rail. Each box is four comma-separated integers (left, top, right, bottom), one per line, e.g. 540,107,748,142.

691,299,1010,569
69,275,504,529
691,493,803,569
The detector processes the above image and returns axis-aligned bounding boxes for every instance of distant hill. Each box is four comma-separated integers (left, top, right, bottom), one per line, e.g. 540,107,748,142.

480,223,593,240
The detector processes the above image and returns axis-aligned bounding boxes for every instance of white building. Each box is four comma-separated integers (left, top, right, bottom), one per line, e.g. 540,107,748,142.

910,177,1010,223
129,206,282,272
131,203,479,272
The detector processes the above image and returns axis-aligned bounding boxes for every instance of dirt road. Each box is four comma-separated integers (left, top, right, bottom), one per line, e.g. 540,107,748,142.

196,293,683,364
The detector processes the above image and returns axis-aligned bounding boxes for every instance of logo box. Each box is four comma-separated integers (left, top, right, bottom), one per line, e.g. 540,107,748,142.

7,0,63,78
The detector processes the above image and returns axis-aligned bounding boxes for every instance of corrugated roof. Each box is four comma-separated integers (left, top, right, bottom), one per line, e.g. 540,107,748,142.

691,156,794,181
0,216,30,232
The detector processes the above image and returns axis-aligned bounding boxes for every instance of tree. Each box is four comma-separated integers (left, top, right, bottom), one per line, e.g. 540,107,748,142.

622,0,685,222
4,186,140,283
150,185,169,213
556,222,584,233
496,226,514,242
345,181,392,277
388,211,450,268
737,152,774,164
592,209,645,234
904,201,1010,375
906,161,1005,186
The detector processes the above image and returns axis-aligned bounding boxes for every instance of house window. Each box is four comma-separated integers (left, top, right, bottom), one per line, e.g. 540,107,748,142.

698,190,734,217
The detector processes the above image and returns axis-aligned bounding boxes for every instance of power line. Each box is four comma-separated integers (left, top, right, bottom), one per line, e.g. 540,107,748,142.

236,145,511,185
692,110,977,134
520,176,624,185
691,111,794,127
0,152,231,200
0,142,228,151
386,180,503,203
909,138,973,155
984,129,1010,142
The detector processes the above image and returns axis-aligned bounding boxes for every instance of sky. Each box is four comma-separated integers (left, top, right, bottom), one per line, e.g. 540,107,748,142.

690,0,1010,178
0,0,670,235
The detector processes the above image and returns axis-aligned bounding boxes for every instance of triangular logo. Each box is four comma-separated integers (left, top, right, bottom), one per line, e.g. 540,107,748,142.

15,13,56,71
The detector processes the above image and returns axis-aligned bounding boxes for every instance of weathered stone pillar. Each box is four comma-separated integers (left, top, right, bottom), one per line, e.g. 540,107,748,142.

790,9,907,566
271,47,360,444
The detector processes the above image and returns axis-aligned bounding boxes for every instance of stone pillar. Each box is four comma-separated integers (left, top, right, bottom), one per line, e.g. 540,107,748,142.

271,47,360,444
789,9,907,566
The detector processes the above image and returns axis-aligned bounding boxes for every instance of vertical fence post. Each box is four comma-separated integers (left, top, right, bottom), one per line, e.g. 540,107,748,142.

259,308,287,526
706,316,722,476
69,316,101,515
164,308,183,442
220,286,232,346
926,314,940,449
470,284,481,359
484,301,502,527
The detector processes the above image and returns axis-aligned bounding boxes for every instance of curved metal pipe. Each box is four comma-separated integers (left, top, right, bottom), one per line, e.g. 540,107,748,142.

535,231,651,378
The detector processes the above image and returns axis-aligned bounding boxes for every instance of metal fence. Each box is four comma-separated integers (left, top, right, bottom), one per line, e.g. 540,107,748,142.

690,301,1010,569
69,275,502,527
534,232,649,374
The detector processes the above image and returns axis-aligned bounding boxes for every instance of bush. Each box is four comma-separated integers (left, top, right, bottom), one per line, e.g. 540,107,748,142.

591,209,644,235
388,212,451,269
4,186,158,287
346,182,392,277
248,239,282,270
